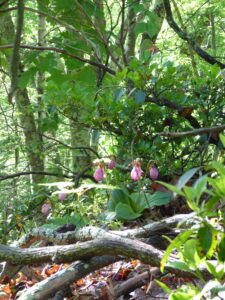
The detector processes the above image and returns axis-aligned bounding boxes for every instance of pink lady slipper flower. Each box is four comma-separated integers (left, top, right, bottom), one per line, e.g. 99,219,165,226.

131,159,143,181
149,165,159,181
41,203,51,214
58,193,67,201
108,159,116,169
94,167,105,182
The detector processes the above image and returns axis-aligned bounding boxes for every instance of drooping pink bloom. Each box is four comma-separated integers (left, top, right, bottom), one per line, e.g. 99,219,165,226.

131,165,143,181
149,166,159,180
58,193,67,201
108,160,116,169
41,203,51,214
94,167,104,182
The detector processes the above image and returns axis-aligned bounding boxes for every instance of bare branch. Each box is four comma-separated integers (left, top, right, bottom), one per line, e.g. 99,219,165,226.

163,0,225,69
0,44,116,75
42,133,100,158
158,125,225,138
146,95,201,128
0,235,212,284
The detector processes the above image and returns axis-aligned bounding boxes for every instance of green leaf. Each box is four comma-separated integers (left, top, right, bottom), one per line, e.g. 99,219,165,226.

166,261,194,274
219,133,225,147
115,203,141,220
41,214,88,229
18,67,37,89
134,22,147,36
155,280,172,294
170,293,194,300
134,90,146,104
193,175,208,203
71,66,96,84
205,261,225,280
208,177,225,198
183,186,199,212
114,88,124,102
108,188,132,211
176,167,199,189
183,239,197,265
146,192,172,207
130,193,148,213
146,23,158,38
156,181,184,196
161,230,193,272
197,224,217,258
210,161,225,176
218,236,225,262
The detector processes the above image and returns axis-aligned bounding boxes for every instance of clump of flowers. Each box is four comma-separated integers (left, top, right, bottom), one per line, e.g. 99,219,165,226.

58,193,67,201
149,163,159,180
130,158,143,181
41,203,51,214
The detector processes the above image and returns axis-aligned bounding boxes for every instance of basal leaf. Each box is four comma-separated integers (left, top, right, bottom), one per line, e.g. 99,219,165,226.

146,192,172,207
115,203,141,220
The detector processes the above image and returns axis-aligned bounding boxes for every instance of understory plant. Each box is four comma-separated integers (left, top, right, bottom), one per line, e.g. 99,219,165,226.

156,159,225,300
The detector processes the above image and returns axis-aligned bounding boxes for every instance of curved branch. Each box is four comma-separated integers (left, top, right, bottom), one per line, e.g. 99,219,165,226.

158,125,225,138
0,235,212,283
146,95,201,128
15,213,192,247
0,44,116,75
163,0,225,69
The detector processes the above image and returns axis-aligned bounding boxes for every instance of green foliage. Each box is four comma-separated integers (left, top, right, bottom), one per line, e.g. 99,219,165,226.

158,162,225,298
40,214,88,230
108,185,172,220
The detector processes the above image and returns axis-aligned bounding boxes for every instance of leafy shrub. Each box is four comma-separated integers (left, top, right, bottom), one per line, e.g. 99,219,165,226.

157,161,225,299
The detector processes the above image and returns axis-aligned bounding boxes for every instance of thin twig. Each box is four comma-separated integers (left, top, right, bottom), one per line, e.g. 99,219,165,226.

158,125,225,138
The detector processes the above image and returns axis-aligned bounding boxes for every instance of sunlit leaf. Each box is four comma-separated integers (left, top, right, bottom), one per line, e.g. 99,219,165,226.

176,167,199,189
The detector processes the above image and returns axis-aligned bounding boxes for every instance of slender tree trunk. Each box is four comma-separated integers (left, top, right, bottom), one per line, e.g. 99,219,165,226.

69,111,92,173
0,13,45,185
15,88,44,184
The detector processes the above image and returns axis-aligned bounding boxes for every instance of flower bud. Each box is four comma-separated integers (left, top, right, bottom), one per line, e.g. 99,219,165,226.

94,167,104,182
131,165,143,181
108,160,116,169
58,193,67,201
41,203,51,214
149,166,159,180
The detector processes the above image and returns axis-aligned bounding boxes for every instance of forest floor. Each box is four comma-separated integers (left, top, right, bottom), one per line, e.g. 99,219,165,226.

0,257,190,299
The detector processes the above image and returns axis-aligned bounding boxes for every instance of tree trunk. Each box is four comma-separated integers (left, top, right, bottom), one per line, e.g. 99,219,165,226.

0,12,45,185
